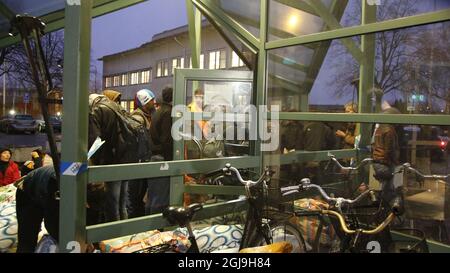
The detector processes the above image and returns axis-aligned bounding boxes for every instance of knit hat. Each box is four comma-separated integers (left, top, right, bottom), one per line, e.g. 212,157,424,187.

0,147,12,155
135,89,156,108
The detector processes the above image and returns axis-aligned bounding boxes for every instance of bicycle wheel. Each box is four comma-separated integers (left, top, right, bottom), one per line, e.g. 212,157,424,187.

257,221,307,253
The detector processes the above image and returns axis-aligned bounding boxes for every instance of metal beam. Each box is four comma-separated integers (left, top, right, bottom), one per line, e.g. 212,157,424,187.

0,0,147,49
88,156,260,183
276,112,450,126
264,149,357,166
0,1,14,21
305,0,363,62
59,0,92,253
192,0,259,52
186,0,201,69
266,8,450,50
86,199,247,243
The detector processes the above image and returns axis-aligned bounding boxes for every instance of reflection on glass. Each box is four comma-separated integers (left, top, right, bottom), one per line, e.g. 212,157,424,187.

209,0,261,38
182,80,253,160
268,22,450,115
268,0,360,41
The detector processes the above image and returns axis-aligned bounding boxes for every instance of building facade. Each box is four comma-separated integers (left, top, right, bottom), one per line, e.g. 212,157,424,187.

100,22,248,112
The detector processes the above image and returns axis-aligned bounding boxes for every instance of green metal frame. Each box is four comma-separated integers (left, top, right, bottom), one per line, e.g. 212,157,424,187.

1,0,449,252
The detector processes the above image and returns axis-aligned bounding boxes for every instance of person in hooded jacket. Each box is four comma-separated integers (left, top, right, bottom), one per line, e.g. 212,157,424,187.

0,147,20,187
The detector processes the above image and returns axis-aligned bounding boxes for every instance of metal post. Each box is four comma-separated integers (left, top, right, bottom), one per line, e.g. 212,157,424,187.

2,62,5,116
59,0,92,252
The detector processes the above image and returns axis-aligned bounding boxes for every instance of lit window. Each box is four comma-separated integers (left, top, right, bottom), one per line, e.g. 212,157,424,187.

131,72,139,85
121,74,128,86
209,50,226,69
231,51,245,67
171,57,185,74
120,101,127,110
188,54,204,69
129,100,135,112
105,77,112,88
157,60,169,77
141,70,151,83
113,75,120,87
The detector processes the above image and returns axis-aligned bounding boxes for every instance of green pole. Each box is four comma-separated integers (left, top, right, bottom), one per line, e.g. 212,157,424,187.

59,0,92,253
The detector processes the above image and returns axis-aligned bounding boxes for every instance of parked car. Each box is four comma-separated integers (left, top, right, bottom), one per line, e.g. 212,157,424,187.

0,114,38,134
37,116,62,133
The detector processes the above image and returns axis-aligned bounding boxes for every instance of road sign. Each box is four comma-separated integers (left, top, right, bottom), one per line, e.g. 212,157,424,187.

23,92,30,104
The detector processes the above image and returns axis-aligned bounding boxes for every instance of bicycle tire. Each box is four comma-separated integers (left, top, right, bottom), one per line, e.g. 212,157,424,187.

255,220,307,253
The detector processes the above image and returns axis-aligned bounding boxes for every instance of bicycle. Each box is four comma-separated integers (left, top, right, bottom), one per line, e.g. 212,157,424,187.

136,163,301,253
280,178,406,252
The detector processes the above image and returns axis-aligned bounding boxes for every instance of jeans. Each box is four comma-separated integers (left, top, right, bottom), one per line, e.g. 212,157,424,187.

127,179,148,218
105,180,128,222
145,155,170,215
372,163,396,204
16,189,59,253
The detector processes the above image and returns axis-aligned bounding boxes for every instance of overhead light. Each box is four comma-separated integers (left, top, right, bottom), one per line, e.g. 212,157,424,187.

9,109,16,116
288,15,299,29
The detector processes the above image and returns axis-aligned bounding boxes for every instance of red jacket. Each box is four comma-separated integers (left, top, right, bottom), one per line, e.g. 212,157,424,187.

0,161,20,186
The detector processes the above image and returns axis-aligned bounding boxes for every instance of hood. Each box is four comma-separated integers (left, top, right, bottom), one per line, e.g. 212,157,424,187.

103,90,122,102
89,94,103,107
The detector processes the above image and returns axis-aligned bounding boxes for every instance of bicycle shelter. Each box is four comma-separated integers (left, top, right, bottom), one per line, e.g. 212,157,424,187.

0,0,450,252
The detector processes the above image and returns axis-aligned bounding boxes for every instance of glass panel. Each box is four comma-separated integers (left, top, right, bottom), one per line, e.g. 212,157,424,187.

376,0,450,22
181,80,254,159
268,0,360,41
204,17,255,70
268,22,450,115
208,0,261,38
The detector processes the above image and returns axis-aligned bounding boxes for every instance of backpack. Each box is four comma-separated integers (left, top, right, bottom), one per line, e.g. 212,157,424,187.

90,96,151,164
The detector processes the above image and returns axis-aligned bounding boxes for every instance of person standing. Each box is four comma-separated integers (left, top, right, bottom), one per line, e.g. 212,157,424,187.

371,105,401,204
89,92,128,222
147,87,173,214
0,148,20,187
127,89,156,217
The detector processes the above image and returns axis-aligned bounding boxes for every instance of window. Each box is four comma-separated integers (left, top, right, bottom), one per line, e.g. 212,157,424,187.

209,49,226,69
129,100,135,112
105,77,112,88
231,51,245,67
121,74,128,86
157,60,169,77
130,72,140,85
120,101,127,111
141,70,151,83
171,57,185,74
113,75,120,87
188,54,205,69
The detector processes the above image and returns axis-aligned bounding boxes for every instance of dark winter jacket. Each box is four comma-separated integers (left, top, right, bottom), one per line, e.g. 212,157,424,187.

372,124,399,166
303,122,336,151
150,102,173,160
88,95,121,165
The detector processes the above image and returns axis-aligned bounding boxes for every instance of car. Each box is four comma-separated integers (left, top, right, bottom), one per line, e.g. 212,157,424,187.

0,114,38,134
37,116,62,133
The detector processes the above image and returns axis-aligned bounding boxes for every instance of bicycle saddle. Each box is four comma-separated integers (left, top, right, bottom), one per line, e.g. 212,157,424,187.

163,203,203,227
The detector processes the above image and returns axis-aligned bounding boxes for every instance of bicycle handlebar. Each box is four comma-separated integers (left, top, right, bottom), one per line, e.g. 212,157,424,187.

223,163,271,187
326,153,373,171
323,210,396,235
280,178,376,208
396,163,450,180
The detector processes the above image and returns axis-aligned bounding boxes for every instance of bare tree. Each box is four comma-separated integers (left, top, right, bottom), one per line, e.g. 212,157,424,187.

0,30,64,90
328,0,420,100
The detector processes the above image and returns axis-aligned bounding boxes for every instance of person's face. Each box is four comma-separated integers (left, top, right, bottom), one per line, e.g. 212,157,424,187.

194,95,203,108
1,151,11,162
144,99,156,113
